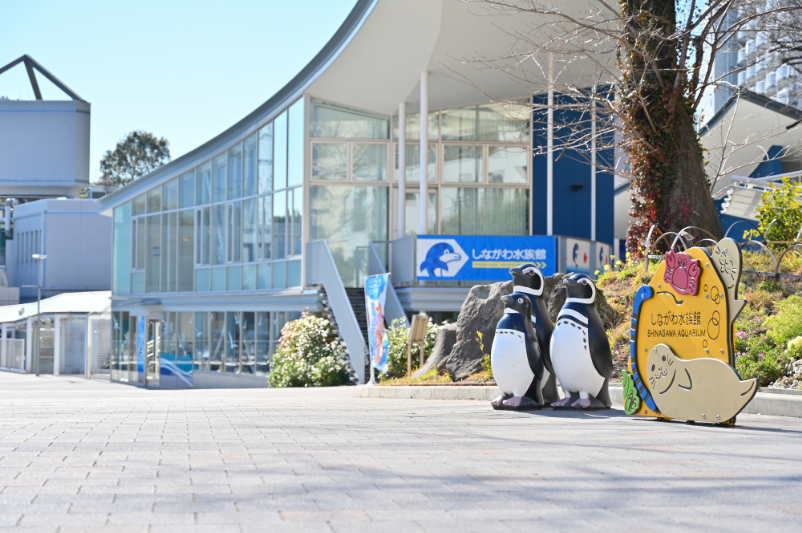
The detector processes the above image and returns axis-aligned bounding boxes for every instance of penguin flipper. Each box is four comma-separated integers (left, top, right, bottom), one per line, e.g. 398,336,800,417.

594,378,612,408
588,316,614,379
541,373,560,404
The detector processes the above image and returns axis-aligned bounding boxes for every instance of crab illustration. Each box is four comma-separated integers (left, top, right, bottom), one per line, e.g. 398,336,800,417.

663,250,701,295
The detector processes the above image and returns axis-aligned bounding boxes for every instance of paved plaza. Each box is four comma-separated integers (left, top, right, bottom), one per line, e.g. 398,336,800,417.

0,372,801,532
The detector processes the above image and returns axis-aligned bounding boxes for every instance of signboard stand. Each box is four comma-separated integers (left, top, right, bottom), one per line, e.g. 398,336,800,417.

407,314,429,375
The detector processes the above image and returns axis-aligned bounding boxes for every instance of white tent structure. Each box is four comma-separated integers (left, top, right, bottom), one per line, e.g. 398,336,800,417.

0,290,111,377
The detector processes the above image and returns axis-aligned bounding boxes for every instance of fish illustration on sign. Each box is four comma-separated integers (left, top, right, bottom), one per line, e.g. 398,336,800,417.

419,242,462,277
624,238,756,424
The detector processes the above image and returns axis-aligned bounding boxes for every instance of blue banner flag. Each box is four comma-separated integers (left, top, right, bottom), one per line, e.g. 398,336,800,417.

365,274,390,373
416,235,556,281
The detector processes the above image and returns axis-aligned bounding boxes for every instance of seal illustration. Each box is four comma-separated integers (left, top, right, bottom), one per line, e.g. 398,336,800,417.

509,264,560,403
490,293,545,411
550,273,613,410
419,243,461,277
646,344,758,422
712,238,746,324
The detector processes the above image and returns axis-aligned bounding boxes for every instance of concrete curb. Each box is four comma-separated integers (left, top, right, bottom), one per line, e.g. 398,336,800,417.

362,385,802,418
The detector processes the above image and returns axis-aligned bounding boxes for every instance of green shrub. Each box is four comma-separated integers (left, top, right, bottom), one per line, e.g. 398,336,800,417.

380,318,443,380
746,177,802,249
765,295,802,342
267,313,349,387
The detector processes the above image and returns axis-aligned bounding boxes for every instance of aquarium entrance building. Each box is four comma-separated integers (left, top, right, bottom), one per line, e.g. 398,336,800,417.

98,0,616,387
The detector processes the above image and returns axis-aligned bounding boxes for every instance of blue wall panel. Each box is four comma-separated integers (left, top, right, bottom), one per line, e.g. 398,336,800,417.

532,93,614,245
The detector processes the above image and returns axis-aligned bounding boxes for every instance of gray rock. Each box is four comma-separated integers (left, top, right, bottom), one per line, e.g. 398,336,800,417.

544,273,570,322
446,281,512,381
411,322,457,378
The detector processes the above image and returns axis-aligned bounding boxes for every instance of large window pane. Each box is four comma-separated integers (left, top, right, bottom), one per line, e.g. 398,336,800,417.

147,187,161,213
241,311,256,374
243,133,257,197
196,161,211,205
272,261,286,289
257,263,271,289
312,143,347,181
211,267,226,291
178,210,194,292
210,205,225,265
273,191,286,260
441,187,529,235
441,103,529,142
291,188,302,256
132,193,146,216
287,260,301,287
310,185,388,287
225,312,240,373
131,272,145,293
255,312,269,374
209,312,225,371
227,202,242,263
353,144,387,181
212,153,226,203
488,147,527,184
403,191,437,236
193,312,207,370
135,219,145,270
145,215,160,293
162,178,178,211
274,110,288,190
392,111,439,141
197,207,210,265
259,195,272,260
443,146,482,183
179,170,195,208
311,98,389,139
258,122,274,193
195,268,210,292
227,266,241,291
113,203,131,295
242,198,257,263
242,264,256,290
394,144,436,183
228,143,242,200
161,212,177,292
288,99,304,187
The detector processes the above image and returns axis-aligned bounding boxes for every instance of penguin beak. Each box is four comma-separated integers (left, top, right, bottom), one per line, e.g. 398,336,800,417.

501,295,513,306
509,267,522,276
563,278,579,287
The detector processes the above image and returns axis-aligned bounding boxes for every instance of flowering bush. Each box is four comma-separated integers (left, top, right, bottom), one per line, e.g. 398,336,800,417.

380,317,443,380
267,313,350,387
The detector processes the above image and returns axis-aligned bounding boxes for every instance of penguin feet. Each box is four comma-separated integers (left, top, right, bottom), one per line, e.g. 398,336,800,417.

550,396,573,408
490,394,512,410
501,396,543,411
571,395,611,411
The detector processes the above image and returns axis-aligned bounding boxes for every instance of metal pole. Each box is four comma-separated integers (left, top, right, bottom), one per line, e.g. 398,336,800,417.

591,96,597,241
420,71,428,235
547,53,554,236
398,102,406,239
35,259,41,376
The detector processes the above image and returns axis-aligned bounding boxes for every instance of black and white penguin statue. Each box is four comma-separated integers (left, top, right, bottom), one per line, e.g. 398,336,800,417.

490,293,545,410
550,273,613,410
509,264,560,404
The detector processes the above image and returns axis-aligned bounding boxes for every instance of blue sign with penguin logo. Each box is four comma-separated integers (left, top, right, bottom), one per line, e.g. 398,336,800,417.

416,235,555,281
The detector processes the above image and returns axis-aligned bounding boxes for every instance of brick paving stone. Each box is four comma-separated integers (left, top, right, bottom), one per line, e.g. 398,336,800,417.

0,372,801,532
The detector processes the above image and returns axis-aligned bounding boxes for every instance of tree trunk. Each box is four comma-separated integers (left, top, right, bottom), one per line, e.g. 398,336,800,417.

663,109,723,240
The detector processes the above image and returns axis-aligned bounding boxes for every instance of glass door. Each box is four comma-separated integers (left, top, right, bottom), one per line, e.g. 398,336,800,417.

145,319,160,386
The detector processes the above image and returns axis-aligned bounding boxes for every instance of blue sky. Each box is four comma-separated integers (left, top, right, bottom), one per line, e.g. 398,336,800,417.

0,0,357,181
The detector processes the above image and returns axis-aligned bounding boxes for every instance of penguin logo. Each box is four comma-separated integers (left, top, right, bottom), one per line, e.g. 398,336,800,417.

572,243,579,264
419,242,462,277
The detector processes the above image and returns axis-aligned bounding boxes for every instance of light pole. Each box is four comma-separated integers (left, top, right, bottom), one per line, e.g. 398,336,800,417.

32,254,46,376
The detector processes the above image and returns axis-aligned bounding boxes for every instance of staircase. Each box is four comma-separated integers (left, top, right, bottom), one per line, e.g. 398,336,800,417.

320,287,370,384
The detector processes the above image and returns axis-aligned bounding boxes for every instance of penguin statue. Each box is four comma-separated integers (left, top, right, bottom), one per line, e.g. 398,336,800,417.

550,273,613,410
490,292,545,410
509,264,560,404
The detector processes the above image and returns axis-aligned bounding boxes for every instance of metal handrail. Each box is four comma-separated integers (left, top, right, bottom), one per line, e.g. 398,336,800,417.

306,240,367,384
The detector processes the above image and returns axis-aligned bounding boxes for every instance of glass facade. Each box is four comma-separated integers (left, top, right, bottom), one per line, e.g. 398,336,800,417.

111,310,300,385
111,99,304,296
311,99,531,285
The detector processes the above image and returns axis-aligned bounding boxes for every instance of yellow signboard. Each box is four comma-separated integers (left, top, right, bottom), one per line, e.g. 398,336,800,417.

624,239,757,423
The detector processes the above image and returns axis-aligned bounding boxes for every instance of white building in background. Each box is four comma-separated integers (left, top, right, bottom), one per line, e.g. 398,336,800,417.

701,3,802,125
